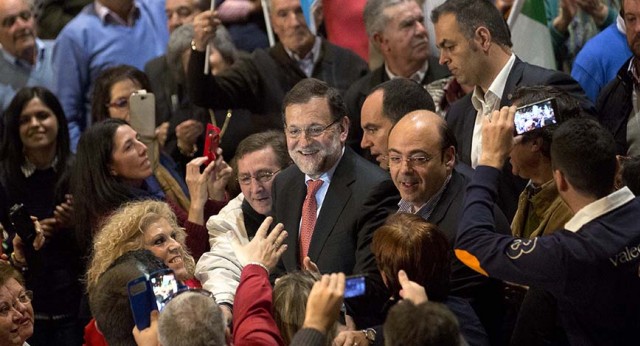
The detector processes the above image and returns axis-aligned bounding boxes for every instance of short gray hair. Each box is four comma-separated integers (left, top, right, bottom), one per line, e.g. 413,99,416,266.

158,292,226,346
363,0,413,37
166,23,237,83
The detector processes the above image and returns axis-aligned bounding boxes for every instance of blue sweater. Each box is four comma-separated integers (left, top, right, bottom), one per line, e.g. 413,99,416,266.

52,0,168,150
456,166,640,345
571,23,632,102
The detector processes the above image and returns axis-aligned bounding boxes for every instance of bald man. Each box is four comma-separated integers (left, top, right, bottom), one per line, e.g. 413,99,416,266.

387,110,510,339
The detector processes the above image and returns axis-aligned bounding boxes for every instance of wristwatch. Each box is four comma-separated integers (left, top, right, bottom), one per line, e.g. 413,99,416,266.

361,328,376,344
191,39,203,52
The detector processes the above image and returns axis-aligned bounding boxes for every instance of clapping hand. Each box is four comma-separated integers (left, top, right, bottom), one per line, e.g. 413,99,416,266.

229,216,287,271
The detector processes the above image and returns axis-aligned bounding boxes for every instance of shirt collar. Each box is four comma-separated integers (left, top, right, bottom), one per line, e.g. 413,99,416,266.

471,53,516,113
1,38,45,68
284,37,322,63
304,146,344,185
94,0,140,26
385,59,430,83
564,187,636,232
397,173,452,219
628,58,640,87
21,155,58,178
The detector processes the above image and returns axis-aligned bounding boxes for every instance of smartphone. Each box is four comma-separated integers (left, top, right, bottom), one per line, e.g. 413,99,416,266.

149,269,184,311
129,90,158,166
344,275,367,299
514,97,558,135
8,204,37,246
203,124,221,165
127,276,156,330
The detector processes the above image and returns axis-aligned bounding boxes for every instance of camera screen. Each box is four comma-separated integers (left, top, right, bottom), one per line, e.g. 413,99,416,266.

150,273,179,310
344,276,366,298
514,99,557,135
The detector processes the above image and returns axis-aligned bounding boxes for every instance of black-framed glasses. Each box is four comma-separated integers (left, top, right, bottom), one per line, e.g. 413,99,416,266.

0,290,32,317
237,170,280,185
285,118,341,139
1,11,32,28
387,154,432,166
106,97,129,109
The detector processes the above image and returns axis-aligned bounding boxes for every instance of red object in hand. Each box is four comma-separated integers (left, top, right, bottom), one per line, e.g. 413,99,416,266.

203,124,221,165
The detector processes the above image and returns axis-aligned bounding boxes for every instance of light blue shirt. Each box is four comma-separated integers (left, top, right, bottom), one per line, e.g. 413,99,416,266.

0,38,55,112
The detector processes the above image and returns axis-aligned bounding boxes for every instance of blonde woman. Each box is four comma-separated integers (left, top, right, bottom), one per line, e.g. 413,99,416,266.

86,200,199,293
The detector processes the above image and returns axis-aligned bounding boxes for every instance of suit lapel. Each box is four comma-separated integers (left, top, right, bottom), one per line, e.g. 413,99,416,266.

307,149,355,261
500,57,524,107
279,167,306,270
428,171,465,225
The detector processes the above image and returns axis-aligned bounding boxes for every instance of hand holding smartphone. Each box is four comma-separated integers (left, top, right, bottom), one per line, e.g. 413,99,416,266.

127,269,185,330
203,124,221,165
8,204,37,247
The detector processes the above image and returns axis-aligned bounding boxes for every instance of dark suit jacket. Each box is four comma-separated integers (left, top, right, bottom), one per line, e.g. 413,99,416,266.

344,57,450,150
446,57,595,220
144,55,175,126
187,39,369,132
271,147,400,327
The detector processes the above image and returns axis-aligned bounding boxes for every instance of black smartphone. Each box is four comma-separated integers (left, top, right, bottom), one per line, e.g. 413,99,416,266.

8,204,37,246
344,274,367,299
127,276,155,330
514,97,558,135
149,269,184,311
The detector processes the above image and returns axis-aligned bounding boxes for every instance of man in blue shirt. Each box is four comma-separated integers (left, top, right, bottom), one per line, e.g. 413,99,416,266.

0,0,55,112
457,107,640,344
53,0,168,150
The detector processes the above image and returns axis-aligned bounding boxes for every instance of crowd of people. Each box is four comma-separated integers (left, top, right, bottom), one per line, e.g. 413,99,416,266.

0,0,638,345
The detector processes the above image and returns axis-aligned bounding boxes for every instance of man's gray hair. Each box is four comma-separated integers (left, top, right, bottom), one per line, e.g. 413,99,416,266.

158,292,226,346
363,0,414,37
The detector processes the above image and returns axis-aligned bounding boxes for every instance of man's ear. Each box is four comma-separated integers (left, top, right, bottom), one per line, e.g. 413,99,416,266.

373,31,388,52
339,116,350,142
554,169,568,192
444,146,456,170
475,26,492,52
530,137,543,152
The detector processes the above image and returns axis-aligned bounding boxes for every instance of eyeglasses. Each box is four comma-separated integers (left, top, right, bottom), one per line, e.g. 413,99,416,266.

0,290,32,317
237,170,280,185
1,11,32,28
285,118,341,139
106,97,129,109
388,154,432,166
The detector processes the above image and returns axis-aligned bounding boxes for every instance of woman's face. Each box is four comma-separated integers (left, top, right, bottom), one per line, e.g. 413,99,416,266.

108,78,141,121
109,125,152,184
0,279,34,346
18,97,58,154
143,217,189,281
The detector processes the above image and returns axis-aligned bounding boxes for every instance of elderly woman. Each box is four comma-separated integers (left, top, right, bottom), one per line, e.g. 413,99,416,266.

86,200,198,292
72,119,231,261
0,262,35,346
0,87,82,345
162,24,258,169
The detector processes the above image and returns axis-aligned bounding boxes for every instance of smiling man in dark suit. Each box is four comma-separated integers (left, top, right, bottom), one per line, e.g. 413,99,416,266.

271,78,399,328
431,0,594,221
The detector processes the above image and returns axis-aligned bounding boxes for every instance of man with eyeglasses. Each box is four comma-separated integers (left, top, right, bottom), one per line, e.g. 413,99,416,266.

387,109,510,343
0,262,34,346
270,78,399,328
195,130,290,323
0,0,55,113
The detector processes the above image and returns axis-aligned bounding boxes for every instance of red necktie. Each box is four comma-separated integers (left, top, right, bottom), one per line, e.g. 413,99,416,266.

299,179,324,264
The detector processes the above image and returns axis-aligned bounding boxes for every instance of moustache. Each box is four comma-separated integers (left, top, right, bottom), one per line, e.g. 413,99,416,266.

13,29,34,42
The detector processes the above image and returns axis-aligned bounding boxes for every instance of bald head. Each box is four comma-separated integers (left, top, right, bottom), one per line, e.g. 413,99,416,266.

388,110,456,208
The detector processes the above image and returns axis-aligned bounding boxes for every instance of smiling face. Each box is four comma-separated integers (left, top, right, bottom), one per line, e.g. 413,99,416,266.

143,217,189,281
361,90,393,169
18,97,58,155
237,146,282,215
0,0,36,63
0,279,33,346
434,13,483,87
109,125,152,185
376,1,429,74
284,97,347,179
270,0,315,55
387,111,454,209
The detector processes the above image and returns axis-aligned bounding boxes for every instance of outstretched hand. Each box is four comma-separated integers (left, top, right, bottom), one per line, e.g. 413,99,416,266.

229,216,287,271
303,273,345,335
132,310,159,346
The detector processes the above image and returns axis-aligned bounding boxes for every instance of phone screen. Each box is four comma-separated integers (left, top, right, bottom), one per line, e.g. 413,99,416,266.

514,98,557,135
149,270,180,311
344,275,366,298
